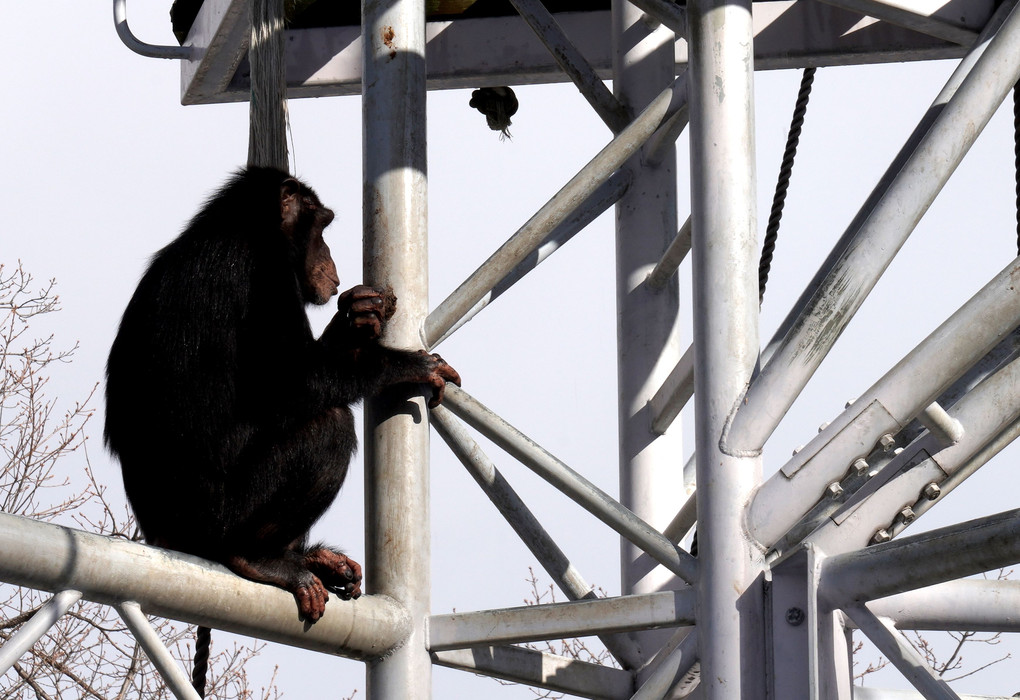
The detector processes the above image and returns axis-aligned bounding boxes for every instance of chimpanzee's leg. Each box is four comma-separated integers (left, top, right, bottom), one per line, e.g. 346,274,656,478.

226,541,361,622
210,406,363,620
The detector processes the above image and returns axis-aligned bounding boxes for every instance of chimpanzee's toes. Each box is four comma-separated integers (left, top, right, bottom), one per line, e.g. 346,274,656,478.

327,579,362,600
305,548,363,600
293,577,329,622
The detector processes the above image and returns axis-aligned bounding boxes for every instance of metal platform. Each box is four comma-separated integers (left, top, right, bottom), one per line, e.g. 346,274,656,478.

163,0,996,104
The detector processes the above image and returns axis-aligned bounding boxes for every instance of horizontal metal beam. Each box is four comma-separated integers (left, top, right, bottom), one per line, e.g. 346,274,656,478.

177,1,995,104
820,508,1020,607
431,644,634,699
0,512,409,660
428,589,695,650
867,580,1020,632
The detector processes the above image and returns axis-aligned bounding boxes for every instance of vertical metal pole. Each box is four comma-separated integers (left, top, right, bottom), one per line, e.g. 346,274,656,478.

362,1,430,698
611,0,685,662
688,0,765,696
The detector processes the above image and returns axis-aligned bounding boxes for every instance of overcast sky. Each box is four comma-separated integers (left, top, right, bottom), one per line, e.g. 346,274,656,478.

3,2,1020,697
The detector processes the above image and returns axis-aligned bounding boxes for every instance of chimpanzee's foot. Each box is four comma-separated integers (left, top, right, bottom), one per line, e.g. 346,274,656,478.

305,546,363,600
226,553,331,622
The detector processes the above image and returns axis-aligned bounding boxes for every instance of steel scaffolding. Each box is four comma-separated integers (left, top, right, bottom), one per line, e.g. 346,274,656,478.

4,0,1019,697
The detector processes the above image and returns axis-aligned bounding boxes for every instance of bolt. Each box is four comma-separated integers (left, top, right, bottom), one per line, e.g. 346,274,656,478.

852,458,869,475
786,607,805,626
871,529,891,545
898,506,916,524
845,397,857,408
818,421,830,433
879,434,897,452
793,444,805,456
825,482,844,499
923,483,941,500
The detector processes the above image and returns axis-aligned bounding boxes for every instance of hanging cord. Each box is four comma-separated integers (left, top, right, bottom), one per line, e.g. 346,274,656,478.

759,66,816,304
191,625,211,698
248,0,289,170
1014,82,1020,256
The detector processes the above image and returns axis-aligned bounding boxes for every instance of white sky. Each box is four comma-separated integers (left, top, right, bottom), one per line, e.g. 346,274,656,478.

3,2,1020,697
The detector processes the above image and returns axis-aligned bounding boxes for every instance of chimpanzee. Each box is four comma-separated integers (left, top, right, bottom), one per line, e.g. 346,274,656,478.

105,166,460,624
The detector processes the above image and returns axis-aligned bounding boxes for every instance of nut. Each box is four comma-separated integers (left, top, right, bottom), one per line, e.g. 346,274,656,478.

871,529,891,545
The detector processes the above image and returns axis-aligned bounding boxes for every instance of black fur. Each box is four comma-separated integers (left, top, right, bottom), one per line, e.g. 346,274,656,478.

105,167,459,618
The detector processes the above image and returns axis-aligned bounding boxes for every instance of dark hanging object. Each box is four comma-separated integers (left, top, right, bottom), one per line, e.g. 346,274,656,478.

470,86,519,140
759,66,816,304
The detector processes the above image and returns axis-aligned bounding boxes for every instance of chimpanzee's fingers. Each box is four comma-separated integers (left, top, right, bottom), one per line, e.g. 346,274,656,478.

430,354,461,387
349,297,385,316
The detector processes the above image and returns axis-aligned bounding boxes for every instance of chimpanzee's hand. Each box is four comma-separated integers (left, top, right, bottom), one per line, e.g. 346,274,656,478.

414,350,462,408
336,285,397,341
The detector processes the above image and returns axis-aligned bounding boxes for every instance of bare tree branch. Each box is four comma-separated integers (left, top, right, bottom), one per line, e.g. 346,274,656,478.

0,262,285,699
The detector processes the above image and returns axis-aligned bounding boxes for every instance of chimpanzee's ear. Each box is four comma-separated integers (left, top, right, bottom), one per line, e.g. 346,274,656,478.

280,178,302,230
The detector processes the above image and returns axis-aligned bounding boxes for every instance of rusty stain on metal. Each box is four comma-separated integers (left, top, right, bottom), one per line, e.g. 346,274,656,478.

381,25,397,60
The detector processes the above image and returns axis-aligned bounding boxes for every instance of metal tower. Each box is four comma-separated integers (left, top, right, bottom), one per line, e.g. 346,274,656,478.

1,0,1019,698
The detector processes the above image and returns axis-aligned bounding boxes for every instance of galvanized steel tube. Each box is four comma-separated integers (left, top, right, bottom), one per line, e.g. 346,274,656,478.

431,645,634,698
868,580,1020,632
362,0,432,697
735,0,1020,452
0,513,410,657
821,508,1020,607
630,629,700,700
687,0,765,695
430,405,643,669
426,172,630,349
423,74,689,349
612,0,687,659
843,604,959,700
444,386,697,583
428,589,695,650
750,258,1020,548
0,589,82,677
113,0,194,59
509,0,628,132
117,601,203,700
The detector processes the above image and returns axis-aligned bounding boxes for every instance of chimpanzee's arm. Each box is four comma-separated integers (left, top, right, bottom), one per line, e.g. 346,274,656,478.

312,285,460,407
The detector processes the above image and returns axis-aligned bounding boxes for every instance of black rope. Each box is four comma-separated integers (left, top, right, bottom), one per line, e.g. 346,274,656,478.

1014,82,1020,256
759,66,816,304
192,625,211,698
